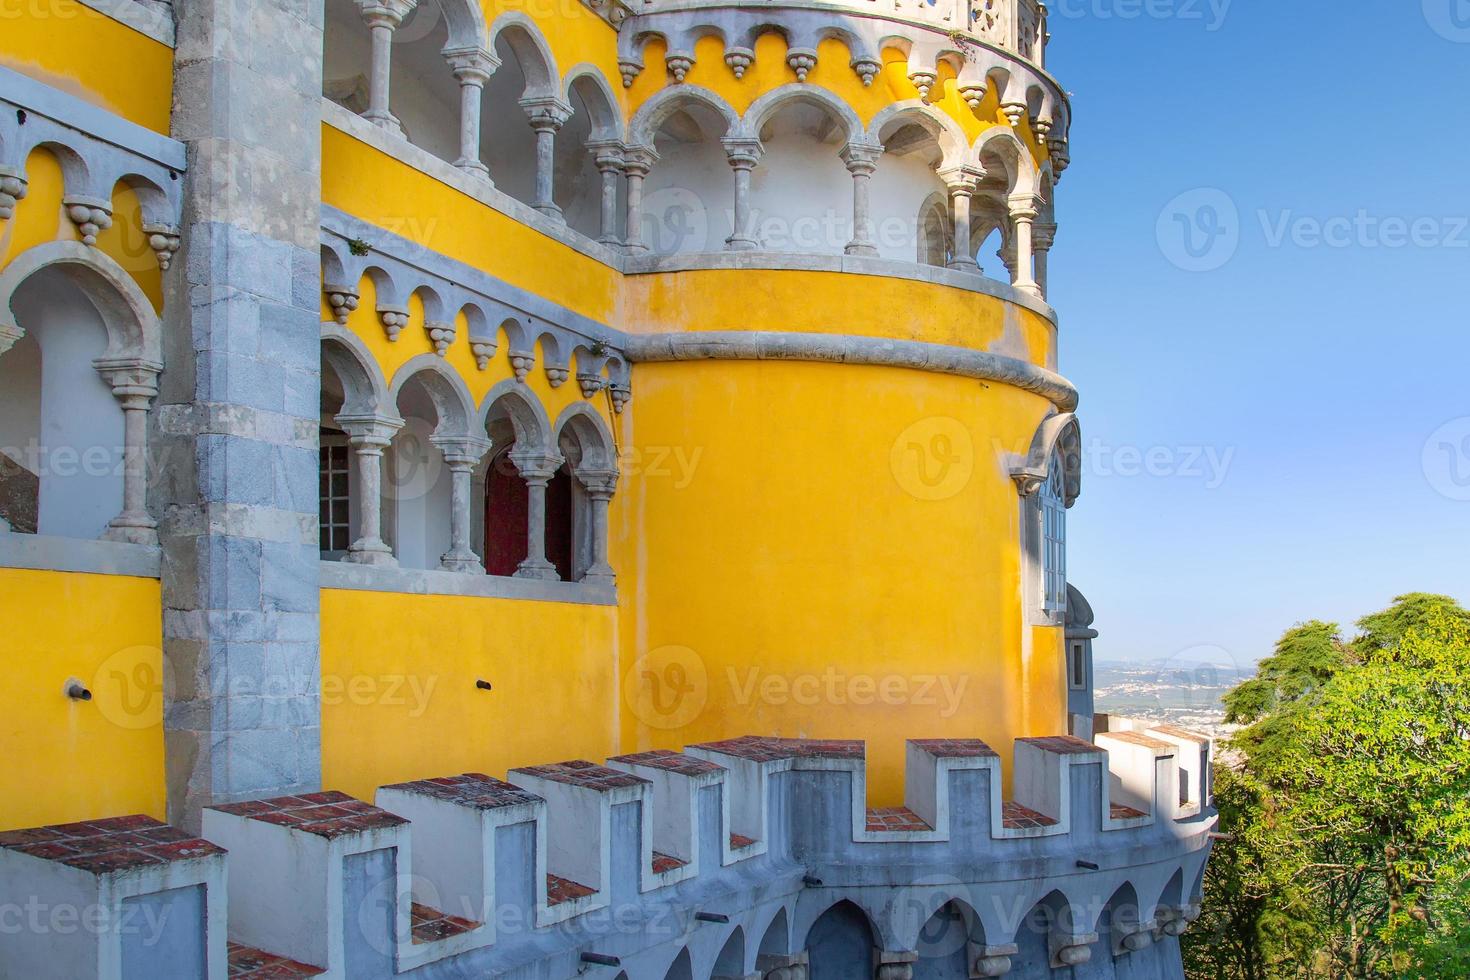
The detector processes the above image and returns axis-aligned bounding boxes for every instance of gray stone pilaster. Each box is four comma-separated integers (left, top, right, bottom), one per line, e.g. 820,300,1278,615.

161,0,326,830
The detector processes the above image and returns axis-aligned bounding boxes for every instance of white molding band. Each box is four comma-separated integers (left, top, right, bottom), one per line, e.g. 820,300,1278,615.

320,560,618,606
625,331,1080,411
0,65,186,172
0,534,161,578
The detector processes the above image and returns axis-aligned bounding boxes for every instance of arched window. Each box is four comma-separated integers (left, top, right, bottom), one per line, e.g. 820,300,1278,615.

1040,448,1067,617
917,193,953,268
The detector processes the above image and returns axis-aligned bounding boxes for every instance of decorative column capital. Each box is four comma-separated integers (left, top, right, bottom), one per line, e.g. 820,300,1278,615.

939,165,985,195
431,435,493,468
1033,221,1058,251
586,139,626,173
355,0,416,29
622,144,659,177
575,467,620,498
0,166,28,220
93,355,163,402
336,413,403,448
520,95,573,132
64,195,113,247
840,141,884,175
443,45,499,85
720,136,765,171
971,943,1018,977
324,284,360,325
1007,192,1042,219
508,449,564,483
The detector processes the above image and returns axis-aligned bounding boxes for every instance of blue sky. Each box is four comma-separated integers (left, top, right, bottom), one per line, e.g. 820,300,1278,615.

1047,0,1470,667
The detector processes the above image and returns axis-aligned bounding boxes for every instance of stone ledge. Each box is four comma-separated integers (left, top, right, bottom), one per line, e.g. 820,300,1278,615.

625,250,1059,323
319,559,617,606
75,0,176,47
0,533,161,578
0,65,186,171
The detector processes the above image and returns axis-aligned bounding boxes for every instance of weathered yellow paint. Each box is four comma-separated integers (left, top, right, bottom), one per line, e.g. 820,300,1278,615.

480,0,625,110
615,360,1063,802
322,124,621,327
0,0,173,134
0,568,166,831
0,150,164,310
320,588,621,801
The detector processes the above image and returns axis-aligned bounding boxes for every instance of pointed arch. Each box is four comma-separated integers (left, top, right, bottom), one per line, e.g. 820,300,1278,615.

1012,411,1081,506
553,402,616,472
867,102,969,173
478,377,552,453
562,65,625,143
435,0,488,52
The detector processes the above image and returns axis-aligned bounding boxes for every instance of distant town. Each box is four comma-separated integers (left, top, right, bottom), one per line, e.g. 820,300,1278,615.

1094,658,1254,742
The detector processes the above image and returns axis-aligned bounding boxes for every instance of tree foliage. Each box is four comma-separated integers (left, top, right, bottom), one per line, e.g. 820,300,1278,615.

1185,595,1470,979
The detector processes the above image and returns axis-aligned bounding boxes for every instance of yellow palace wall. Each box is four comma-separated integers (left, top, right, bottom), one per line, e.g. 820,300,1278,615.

0,1,1070,825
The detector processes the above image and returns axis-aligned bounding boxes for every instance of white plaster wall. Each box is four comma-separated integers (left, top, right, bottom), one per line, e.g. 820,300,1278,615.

388,415,451,570
481,41,538,207
9,272,124,540
642,136,952,260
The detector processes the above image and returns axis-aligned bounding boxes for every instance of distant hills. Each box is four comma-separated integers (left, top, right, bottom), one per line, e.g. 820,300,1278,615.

1093,658,1255,739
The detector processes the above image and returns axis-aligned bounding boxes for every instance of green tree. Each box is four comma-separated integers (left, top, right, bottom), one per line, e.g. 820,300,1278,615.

1186,596,1470,979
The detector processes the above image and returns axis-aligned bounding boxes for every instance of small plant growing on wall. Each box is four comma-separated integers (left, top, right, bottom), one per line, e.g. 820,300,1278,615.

348,237,372,256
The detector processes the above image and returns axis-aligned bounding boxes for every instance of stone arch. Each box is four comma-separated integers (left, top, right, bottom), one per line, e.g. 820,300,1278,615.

757,905,793,959
110,172,175,228
320,324,390,418
1008,889,1086,977
28,141,98,198
434,0,488,53
711,925,746,978
553,402,616,472
867,102,969,173
738,83,864,144
1097,881,1150,957
562,65,624,143
917,191,952,267
662,946,694,980
487,12,559,99
628,84,740,146
1013,411,1081,506
975,126,1039,198
0,241,161,364
387,354,476,440
805,900,878,980
912,897,987,979
479,377,552,454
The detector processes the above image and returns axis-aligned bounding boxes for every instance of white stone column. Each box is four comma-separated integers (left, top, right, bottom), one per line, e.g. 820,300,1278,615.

721,137,764,251
575,468,618,585
1009,193,1041,296
1033,221,1056,299
510,449,565,580
622,145,658,254
337,415,402,566
587,141,626,246
444,47,497,179
841,141,884,257
941,166,985,272
95,358,162,547
356,0,417,134
433,436,492,573
521,96,573,222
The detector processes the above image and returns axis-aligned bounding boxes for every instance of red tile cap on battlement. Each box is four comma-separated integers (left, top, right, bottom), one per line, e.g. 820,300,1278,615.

208,791,407,839
511,760,650,792
693,736,865,762
609,749,725,777
1149,724,1210,742
1017,735,1107,755
910,738,998,758
1101,731,1173,750
381,773,544,810
1001,801,1060,830
0,815,223,875
865,807,933,833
